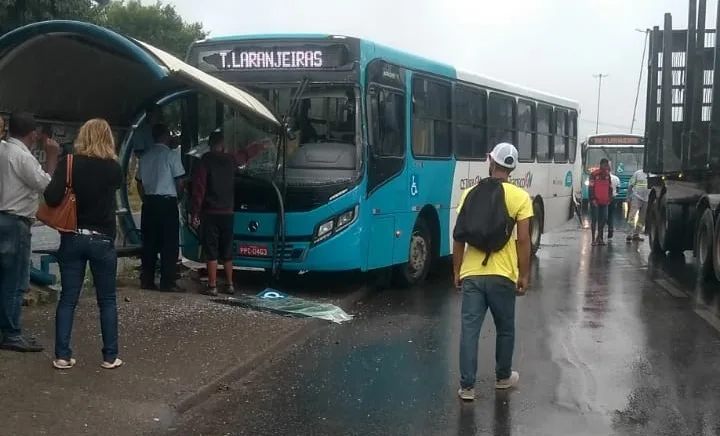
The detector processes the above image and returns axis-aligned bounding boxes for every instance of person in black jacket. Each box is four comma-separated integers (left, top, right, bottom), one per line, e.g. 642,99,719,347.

44,118,124,370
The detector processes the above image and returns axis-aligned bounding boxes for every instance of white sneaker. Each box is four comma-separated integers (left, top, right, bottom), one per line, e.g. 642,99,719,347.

495,371,520,389
458,387,475,401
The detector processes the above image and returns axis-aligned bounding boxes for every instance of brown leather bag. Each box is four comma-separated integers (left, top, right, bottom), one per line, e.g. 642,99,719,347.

36,155,77,232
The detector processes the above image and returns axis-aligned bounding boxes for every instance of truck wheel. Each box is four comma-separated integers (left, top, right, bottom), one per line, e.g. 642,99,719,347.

648,200,664,254
394,217,432,287
695,209,714,280
712,217,720,282
530,201,543,255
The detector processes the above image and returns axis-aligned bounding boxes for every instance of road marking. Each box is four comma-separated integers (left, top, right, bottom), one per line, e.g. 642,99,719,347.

654,278,688,298
694,307,720,333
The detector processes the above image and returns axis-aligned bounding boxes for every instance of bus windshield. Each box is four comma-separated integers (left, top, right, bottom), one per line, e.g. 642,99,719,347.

585,147,643,174
193,84,359,185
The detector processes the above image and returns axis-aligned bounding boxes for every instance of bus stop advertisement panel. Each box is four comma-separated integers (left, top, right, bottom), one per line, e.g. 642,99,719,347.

0,20,282,273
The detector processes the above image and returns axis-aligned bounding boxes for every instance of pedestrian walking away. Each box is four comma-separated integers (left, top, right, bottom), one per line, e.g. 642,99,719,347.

44,119,124,370
607,171,620,240
588,158,613,246
452,142,532,401
626,168,650,242
0,112,59,352
190,129,272,296
135,123,186,292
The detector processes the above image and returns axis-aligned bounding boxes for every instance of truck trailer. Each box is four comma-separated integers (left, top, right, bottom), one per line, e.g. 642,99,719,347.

644,0,720,280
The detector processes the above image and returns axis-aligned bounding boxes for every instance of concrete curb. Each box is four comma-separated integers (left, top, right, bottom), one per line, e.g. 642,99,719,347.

171,284,376,414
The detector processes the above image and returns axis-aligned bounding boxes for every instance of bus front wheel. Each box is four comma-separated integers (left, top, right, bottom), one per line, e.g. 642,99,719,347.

395,217,432,287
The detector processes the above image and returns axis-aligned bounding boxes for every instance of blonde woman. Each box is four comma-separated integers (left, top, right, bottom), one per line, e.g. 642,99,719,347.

44,119,123,370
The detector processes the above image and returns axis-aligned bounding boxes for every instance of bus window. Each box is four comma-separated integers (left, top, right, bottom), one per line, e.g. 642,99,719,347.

517,100,535,162
569,111,578,163
488,93,516,147
554,109,568,163
412,78,452,158
454,85,487,160
536,104,552,162
369,87,405,157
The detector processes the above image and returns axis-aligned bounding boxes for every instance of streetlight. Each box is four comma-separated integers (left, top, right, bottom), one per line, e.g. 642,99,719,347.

593,73,609,134
631,28,650,134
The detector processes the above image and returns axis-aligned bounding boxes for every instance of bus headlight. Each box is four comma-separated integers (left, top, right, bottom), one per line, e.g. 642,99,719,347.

313,206,358,244
584,179,590,186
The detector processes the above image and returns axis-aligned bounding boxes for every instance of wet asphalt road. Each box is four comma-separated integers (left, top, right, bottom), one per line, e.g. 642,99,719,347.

163,219,720,436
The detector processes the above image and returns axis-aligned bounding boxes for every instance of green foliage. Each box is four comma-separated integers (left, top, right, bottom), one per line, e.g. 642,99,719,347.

0,0,208,58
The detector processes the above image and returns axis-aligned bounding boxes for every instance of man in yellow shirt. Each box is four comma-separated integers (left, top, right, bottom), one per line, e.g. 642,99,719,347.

452,142,533,401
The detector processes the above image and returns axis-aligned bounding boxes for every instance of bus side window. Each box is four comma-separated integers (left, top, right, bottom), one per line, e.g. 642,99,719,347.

369,86,405,157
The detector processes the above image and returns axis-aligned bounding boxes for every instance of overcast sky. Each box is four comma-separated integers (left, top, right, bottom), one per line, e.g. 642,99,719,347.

153,0,711,140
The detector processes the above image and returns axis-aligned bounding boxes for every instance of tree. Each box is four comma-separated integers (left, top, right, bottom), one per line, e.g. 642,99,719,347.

0,1,208,59
95,1,207,59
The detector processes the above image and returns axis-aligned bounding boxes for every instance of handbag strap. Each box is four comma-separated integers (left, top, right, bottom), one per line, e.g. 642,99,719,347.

65,154,74,189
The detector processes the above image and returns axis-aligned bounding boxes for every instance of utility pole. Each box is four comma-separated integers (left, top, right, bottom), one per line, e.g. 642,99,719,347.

631,29,650,133
593,73,609,134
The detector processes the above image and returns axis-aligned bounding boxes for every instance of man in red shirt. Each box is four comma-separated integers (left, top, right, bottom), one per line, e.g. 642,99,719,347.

191,130,270,296
588,158,613,246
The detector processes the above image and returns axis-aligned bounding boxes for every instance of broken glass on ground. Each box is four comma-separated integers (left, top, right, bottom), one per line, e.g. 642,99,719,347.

215,288,354,324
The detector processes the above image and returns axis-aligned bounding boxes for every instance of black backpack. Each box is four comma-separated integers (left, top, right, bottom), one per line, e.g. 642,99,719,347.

453,177,516,266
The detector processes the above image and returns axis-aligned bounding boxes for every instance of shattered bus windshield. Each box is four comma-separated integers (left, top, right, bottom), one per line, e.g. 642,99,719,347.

195,84,359,184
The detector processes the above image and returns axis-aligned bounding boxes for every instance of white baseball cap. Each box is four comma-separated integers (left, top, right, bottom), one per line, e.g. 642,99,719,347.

489,142,519,170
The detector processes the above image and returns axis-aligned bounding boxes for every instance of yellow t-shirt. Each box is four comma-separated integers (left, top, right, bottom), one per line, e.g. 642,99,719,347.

456,182,534,283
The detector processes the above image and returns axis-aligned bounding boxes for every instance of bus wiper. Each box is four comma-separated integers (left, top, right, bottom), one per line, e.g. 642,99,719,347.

283,76,310,140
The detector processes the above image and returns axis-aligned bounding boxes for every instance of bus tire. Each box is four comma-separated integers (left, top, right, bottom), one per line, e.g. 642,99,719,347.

712,215,720,282
530,201,543,256
695,208,714,280
394,217,432,287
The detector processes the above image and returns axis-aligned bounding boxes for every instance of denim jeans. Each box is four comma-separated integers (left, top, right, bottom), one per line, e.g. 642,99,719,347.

459,275,517,388
590,204,609,240
56,233,118,362
0,213,31,339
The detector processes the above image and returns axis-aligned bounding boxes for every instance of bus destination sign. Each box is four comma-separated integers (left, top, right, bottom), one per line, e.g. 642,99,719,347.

198,44,350,72
588,135,643,145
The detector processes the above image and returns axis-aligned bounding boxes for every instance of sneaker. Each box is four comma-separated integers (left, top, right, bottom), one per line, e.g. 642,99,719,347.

458,387,475,401
632,235,645,242
626,235,633,243
201,286,218,296
495,371,520,390
608,230,614,239
221,285,235,295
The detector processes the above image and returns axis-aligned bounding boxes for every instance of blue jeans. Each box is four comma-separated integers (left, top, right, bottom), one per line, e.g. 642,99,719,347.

590,204,609,240
56,233,119,362
459,275,516,388
0,213,31,339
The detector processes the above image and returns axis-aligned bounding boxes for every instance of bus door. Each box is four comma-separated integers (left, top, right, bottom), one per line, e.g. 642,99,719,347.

365,64,408,270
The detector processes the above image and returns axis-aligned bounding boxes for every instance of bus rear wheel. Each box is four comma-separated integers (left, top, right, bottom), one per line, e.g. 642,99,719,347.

394,217,432,287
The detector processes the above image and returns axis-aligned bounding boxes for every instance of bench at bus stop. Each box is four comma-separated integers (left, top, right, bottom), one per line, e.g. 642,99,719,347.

31,209,142,285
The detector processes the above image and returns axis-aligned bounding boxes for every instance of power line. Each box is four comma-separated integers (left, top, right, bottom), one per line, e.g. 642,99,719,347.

580,118,635,131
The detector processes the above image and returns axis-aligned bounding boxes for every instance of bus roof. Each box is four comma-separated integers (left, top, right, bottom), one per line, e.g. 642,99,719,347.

192,34,579,109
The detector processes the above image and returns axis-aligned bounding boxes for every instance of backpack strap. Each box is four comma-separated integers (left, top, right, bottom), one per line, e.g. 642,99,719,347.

482,251,491,266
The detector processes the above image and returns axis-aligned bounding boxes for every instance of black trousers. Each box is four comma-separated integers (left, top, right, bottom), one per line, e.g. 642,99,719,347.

140,195,179,288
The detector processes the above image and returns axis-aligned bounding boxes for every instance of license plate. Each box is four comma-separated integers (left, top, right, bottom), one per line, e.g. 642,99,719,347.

238,243,268,257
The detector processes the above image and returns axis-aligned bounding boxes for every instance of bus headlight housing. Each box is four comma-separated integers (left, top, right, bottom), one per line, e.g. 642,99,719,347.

313,206,359,244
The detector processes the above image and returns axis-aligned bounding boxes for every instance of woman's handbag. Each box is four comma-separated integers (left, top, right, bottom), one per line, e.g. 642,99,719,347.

36,155,77,232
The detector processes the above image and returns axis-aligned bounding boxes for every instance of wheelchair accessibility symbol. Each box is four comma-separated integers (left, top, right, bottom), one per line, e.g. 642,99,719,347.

410,174,419,197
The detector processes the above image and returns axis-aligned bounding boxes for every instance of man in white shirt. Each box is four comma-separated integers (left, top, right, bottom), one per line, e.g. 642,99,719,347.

607,172,620,240
0,112,59,352
626,169,650,242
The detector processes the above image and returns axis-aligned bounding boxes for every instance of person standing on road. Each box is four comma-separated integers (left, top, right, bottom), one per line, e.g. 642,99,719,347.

44,119,124,370
626,168,650,242
136,124,186,293
452,142,533,402
607,171,620,240
0,112,59,352
190,130,273,296
588,158,613,246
